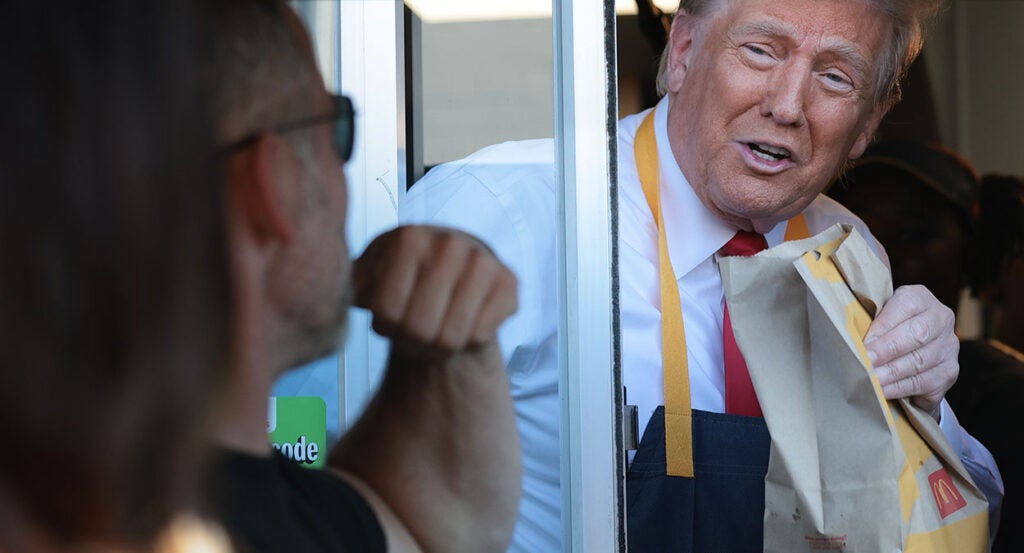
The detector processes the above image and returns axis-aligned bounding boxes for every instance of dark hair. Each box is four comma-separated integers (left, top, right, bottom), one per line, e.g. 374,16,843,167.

0,1,231,549
972,174,1024,296
204,0,317,144
841,139,979,230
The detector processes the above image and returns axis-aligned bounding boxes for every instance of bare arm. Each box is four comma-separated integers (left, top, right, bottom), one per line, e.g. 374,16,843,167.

328,225,521,553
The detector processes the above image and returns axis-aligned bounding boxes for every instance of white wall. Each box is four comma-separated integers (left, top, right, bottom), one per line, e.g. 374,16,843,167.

420,18,554,166
959,1,1024,175
926,0,1024,175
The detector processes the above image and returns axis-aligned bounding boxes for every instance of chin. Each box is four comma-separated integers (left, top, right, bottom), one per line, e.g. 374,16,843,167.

288,315,348,372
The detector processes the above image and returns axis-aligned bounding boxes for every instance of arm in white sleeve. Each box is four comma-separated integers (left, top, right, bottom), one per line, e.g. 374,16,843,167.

937,398,1004,540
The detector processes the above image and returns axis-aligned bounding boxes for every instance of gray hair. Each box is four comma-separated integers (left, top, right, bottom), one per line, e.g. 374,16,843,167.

655,0,945,109
205,0,317,144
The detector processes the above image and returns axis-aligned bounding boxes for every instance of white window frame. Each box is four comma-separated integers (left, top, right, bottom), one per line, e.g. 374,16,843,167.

329,1,625,549
338,0,407,426
554,0,624,551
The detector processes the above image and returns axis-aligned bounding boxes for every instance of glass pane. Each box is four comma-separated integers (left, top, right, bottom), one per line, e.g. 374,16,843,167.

400,4,562,551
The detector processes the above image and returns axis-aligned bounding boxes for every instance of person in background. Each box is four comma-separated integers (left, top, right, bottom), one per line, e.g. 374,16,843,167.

975,174,1024,355
0,1,233,551
205,1,522,552
829,142,1020,551
402,0,1003,550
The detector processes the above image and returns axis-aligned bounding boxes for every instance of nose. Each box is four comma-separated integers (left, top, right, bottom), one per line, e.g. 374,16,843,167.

760,63,809,127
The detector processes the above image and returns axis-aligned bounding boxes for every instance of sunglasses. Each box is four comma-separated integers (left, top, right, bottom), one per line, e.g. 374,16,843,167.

224,94,355,163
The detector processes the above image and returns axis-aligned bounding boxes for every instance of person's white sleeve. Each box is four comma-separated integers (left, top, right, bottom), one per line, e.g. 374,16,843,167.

937,399,1004,539
399,141,565,552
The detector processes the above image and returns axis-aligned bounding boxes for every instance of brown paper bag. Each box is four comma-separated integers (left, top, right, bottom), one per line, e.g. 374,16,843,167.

720,223,989,553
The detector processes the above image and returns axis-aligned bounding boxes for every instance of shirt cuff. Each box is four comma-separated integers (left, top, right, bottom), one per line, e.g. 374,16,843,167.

936,399,965,456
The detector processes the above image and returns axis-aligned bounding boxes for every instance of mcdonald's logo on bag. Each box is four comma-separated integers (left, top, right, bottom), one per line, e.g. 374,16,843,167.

928,468,967,518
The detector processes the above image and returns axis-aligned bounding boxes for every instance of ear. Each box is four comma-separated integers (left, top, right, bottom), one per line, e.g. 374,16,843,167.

848,104,886,159
664,12,699,94
225,132,295,246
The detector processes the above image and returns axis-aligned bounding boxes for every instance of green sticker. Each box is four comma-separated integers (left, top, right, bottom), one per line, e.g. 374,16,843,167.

268,396,326,468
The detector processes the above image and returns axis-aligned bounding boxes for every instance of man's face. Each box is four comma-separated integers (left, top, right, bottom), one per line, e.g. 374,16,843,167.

269,14,352,367
664,0,889,233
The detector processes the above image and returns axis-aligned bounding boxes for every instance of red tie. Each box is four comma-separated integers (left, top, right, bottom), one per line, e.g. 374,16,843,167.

721,231,768,417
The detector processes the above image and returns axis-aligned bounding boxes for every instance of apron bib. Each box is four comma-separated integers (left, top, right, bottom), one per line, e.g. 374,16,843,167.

626,106,809,551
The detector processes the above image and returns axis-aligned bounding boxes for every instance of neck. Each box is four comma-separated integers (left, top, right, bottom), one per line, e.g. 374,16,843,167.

213,351,275,457
213,245,281,457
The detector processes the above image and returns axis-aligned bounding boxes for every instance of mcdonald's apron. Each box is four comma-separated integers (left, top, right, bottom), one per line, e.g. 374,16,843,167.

625,107,810,552
627,408,770,552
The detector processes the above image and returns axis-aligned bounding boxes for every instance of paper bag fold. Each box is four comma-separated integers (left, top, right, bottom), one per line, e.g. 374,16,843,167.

720,223,989,553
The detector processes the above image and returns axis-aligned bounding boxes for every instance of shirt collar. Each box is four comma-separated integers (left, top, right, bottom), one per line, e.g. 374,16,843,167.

653,96,785,277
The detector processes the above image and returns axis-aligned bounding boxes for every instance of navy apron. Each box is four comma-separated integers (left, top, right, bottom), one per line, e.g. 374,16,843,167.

627,407,770,552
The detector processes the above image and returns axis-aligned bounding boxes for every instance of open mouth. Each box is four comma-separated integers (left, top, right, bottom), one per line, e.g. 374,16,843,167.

747,142,791,162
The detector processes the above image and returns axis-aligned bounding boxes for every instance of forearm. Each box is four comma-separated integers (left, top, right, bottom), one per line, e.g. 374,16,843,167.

328,341,521,553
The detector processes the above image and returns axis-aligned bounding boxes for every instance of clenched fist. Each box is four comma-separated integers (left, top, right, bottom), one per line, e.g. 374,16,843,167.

352,225,518,352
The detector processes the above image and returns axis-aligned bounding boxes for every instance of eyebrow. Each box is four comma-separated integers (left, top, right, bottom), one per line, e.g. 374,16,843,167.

729,20,796,42
728,20,873,83
820,40,872,83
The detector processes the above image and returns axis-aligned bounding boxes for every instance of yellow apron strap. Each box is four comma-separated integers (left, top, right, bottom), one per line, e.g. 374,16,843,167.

784,213,810,242
634,108,812,478
636,111,694,477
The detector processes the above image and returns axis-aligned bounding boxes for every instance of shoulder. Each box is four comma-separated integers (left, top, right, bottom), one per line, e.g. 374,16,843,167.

215,450,388,553
616,109,649,150
402,139,556,220
615,109,658,247
401,139,557,243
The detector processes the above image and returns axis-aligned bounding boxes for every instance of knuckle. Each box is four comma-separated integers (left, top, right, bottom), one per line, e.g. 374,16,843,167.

393,226,423,257
909,373,925,395
374,304,401,329
910,347,927,374
407,319,436,344
884,338,901,359
942,358,958,379
908,318,929,345
467,248,495,278
499,272,519,311
946,363,960,387
887,363,901,384
941,304,955,326
500,268,518,294
435,327,461,351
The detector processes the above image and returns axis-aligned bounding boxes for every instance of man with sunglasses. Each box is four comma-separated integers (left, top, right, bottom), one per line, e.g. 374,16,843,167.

206,1,522,552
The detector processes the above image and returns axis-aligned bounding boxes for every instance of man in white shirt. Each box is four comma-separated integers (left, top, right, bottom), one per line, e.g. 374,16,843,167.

401,0,1003,550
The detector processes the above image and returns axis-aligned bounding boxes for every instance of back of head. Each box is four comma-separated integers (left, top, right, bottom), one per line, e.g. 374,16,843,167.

828,139,979,311
842,139,979,225
0,1,230,549
204,0,317,145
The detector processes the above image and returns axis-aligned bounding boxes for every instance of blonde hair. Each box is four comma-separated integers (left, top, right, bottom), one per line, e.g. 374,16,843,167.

654,0,945,109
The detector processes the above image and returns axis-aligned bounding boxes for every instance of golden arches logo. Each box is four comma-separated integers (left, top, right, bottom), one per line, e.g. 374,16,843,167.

932,479,960,505
927,468,967,518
